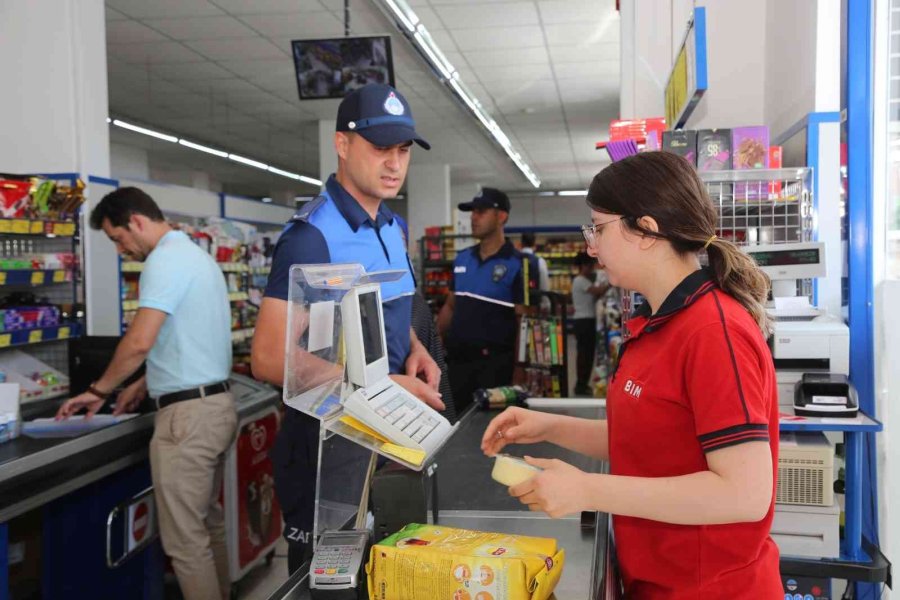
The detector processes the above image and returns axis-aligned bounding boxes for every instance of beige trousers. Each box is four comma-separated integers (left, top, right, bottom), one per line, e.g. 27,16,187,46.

150,391,238,600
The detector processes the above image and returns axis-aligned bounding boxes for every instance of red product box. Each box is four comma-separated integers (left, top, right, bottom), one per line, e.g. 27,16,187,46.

769,145,783,197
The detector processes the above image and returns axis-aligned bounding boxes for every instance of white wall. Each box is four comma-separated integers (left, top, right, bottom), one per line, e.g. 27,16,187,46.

508,195,590,228
619,0,673,118
876,281,900,588
110,143,150,180
0,0,110,176
685,0,767,128
119,177,221,219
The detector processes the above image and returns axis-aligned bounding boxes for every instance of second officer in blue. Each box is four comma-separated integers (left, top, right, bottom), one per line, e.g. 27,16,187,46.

438,188,537,412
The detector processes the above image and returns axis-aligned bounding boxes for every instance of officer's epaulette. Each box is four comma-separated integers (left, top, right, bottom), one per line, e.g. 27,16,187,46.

290,194,327,223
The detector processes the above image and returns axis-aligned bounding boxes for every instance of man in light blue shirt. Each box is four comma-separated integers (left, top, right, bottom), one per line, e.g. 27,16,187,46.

57,187,236,600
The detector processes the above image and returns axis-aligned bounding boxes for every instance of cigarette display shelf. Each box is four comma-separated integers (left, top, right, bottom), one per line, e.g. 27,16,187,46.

514,292,570,398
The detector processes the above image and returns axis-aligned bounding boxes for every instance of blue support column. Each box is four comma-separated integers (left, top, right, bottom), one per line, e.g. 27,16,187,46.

847,0,878,595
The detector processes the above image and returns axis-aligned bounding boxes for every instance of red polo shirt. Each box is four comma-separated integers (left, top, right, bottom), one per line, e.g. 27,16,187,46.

608,269,781,599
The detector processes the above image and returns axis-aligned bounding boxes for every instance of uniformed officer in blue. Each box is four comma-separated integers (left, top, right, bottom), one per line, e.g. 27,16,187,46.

251,83,443,573
438,188,537,412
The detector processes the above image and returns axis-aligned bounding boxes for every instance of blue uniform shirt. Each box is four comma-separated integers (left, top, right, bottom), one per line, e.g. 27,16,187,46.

139,231,232,397
264,175,416,373
447,240,537,352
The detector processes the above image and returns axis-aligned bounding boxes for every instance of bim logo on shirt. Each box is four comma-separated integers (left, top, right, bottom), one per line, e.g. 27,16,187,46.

623,379,643,399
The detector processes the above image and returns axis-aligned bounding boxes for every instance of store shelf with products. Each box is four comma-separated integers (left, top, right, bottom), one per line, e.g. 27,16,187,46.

417,227,585,312
507,226,583,297
513,292,569,398
0,173,86,409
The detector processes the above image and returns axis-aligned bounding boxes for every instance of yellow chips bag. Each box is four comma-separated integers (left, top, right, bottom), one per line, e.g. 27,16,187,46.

366,523,564,600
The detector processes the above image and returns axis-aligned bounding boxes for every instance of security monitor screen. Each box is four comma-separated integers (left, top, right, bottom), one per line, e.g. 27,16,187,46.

358,291,385,366
750,248,820,267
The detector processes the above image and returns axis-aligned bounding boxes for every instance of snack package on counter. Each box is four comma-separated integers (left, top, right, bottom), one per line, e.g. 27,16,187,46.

696,129,732,171
367,523,564,600
474,386,529,411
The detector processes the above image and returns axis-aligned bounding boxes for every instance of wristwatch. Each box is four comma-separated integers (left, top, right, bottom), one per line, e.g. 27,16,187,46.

87,383,111,400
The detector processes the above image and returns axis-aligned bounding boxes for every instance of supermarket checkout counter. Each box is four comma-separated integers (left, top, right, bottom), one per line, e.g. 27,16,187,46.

0,373,280,600
267,400,614,600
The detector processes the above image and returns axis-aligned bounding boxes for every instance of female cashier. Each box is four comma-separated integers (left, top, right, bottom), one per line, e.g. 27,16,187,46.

482,151,782,598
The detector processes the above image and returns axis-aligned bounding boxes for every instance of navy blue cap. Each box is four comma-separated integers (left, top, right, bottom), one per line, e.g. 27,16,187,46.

458,187,510,212
336,84,430,150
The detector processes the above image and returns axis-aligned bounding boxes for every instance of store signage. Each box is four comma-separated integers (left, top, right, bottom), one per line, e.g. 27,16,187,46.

664,7,708,130
127,495,156,552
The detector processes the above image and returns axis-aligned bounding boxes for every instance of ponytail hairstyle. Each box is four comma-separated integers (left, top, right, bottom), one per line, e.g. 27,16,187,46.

586,151,772,335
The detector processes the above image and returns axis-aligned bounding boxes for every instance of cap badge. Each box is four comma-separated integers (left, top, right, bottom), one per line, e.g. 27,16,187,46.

348,121,357,130
384,92,405,116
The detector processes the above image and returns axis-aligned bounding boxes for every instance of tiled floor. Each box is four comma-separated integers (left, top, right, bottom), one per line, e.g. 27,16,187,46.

233,538,291,600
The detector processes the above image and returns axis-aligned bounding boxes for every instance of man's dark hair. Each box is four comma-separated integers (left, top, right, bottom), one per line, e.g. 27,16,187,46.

89,187,165,230
521,232,536,248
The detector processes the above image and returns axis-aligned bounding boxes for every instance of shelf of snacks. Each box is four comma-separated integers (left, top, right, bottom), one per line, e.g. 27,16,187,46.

0,174,86,412
117,217,275,378
0,322,81,349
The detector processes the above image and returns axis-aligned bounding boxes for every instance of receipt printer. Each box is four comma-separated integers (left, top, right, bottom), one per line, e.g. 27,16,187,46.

794,373,858,418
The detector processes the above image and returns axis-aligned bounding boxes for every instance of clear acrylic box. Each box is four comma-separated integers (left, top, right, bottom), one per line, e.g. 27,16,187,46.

283,263,453,544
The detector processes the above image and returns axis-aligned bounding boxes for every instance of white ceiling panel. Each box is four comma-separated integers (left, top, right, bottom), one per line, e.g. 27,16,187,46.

146,61,236,81
435,3,538,28
238,11,343,37
536,0,615,24
472,62,553,82
544,22,619,46
548,43,618,63
106,0,224,19
465,46,549,67
108,41,206,64
553,60,618,80
143,16,259,40
106,20,170,43
209,0,330,14
187,37,287,61
450,26,543,51
106,0,621,194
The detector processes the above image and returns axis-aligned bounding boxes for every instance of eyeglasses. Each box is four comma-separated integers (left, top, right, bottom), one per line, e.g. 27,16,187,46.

581,216,626,246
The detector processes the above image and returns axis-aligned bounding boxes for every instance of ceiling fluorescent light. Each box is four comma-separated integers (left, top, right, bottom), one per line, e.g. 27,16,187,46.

268,166,301,179
179,139,228,158
298,175,323,186
415,25,455,78
229,154,269,170
268,167,323,187
112,119,177,143
385,0,418,32
537,191,557,197
450,78,478,113
558,190,588,196
413,29,453,79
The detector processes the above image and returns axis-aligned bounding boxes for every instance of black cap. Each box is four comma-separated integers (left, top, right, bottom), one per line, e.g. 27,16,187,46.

336,84,430,150
458,187,510,212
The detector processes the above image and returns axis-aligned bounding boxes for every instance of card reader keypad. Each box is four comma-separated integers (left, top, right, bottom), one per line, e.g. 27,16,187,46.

371,393,439,443
312,547,354,575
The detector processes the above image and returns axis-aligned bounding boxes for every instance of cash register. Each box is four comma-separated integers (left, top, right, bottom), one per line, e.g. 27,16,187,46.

744,242,849,407
339,282,453,456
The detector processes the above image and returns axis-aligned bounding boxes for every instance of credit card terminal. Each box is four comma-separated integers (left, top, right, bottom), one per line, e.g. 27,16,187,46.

309,530,369,600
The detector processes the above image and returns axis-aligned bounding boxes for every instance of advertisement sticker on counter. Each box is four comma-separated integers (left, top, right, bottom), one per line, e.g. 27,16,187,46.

234,411,282,568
